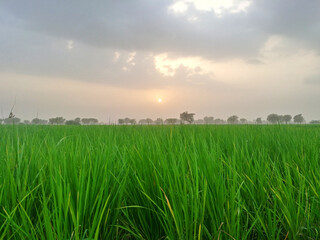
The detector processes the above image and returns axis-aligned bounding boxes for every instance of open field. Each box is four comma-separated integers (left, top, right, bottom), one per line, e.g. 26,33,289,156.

0,125,320,239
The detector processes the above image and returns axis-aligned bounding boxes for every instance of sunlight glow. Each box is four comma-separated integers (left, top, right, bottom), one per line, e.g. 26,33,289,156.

158,98,162,103
169,0,252,16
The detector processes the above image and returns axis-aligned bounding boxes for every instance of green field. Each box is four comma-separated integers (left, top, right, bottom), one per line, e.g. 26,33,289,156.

0,125,320,239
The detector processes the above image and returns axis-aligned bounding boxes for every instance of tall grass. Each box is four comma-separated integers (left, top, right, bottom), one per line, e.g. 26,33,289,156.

0,125,319,239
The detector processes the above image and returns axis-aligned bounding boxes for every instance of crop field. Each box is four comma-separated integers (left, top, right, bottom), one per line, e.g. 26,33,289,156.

0,125,320,239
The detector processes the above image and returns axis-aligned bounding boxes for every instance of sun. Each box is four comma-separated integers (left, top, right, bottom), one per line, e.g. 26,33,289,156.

158,98,162,103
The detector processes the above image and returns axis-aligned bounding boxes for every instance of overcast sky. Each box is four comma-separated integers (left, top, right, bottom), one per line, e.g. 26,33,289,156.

1,0,320,122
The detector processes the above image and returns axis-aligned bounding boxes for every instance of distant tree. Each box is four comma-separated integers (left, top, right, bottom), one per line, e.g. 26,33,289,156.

267,114,280,124
203,116,214,124
227,115,239,124
195,119,205,124
118,119,125,125
31,118,48,125
4,117,21,124
165,118,179,124
283,115,292,124
278,115,284,124
293,114,304,124
240,118,247,124
310,120,320,124
81,118,99,125
129,119,137,125
74,117,81,124
256,117,262,124
154,118,163,125
213,118,226,124
49,117,65,125
180,111,195,124
65,120,81,125
138,119,147,125
24,120,31,124
0,119,3,125
124,118,131,125
146,118,153,125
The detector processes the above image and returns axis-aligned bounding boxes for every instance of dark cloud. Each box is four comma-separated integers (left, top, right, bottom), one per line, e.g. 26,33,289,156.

2,0,318,62
1,0,319,78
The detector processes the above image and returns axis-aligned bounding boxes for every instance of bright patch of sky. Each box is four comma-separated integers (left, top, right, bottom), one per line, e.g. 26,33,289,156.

169,0,252,16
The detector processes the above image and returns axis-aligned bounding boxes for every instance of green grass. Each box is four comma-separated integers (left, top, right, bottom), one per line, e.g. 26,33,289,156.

0,124,320,239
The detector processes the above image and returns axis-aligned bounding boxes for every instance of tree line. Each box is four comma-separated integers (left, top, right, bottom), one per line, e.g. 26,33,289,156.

0,112,319,125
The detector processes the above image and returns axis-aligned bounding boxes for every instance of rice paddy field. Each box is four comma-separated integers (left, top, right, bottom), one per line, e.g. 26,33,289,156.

0,124,320,240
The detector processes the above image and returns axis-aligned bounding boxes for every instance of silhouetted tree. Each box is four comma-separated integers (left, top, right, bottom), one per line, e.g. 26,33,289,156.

240,118,247,124
283,115,292,124
310,120,320,124
0,119,3,125
154,118,163,125
267,114,280,124
118,119,125,125
49,117,65,125
195,119,205,124
227,115,239,124
124,118,131,125
293,114,304,124
146,118,153,125
165,118,179,124
213,118,226,124
4,117,21,124
129,119,137,125
256,117,262,124
81,118,99,125
138,119,147,125
74,117,81,124
32,118,48,125
24,120,31,124
203,116,214,124
180,111,195,124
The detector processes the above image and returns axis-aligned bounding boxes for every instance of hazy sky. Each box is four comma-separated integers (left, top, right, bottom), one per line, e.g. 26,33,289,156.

1,0,320,122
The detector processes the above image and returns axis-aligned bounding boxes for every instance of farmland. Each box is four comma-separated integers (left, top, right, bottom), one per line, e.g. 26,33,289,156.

0,125,320,239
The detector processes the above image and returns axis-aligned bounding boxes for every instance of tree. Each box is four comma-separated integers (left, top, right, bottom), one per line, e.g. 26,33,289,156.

154,118,163,125
74,117,81,124
65,120,81,125
129,119,137,125
146,118,153,125
32,118,48,125
227,115,239,124
0,119,3,125
4,117,21,124
203,116,214,124
195,119,205,124
81,118,99,125
283,115,292,124
267,114,280,124
180,111,195,124
49,117,65,125
24,120,31,124
124,118,131,125
138,119,147,125
118,119,125,125
240,118,247,124
256,117,262,124
293,114,304,124
213,118,226,124
165,118,179,124
310,120,320,124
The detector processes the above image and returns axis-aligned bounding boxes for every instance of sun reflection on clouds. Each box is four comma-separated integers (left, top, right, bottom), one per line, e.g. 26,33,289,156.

169,0,252,16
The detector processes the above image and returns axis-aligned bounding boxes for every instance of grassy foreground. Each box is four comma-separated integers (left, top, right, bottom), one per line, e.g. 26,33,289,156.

0,125,320,240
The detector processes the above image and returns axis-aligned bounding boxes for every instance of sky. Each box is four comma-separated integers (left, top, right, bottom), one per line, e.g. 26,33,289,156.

0,0,320,122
